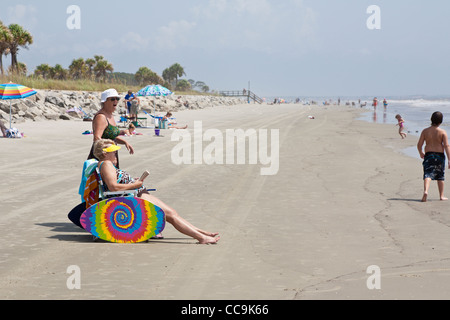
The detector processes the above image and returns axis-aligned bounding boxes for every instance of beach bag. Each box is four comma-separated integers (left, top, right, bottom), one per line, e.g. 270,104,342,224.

6,127,22,138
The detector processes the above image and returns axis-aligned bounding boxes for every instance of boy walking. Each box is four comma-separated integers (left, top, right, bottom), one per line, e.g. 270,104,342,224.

417,111,450,202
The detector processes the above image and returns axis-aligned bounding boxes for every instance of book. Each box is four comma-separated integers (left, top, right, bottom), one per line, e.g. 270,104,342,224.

139,170,150,181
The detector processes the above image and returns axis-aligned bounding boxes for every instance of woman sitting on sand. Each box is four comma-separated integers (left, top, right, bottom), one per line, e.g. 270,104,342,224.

93,139,220,244
162,112,188,129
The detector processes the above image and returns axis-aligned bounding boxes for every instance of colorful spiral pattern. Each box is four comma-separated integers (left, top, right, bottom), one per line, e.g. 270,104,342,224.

80,197,165,243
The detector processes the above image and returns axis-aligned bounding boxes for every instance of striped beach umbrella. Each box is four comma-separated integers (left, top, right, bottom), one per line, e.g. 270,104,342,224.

0,82,37,129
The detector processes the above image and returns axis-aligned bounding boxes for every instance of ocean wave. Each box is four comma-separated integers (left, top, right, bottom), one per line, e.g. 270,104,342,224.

389,99,450,110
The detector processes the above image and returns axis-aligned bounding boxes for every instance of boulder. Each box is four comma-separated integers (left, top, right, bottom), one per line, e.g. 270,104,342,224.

45,92,65,108
0,101,9,113
0,89,245,123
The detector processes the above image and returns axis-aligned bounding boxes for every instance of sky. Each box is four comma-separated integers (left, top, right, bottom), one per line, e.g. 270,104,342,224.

2,0,450,98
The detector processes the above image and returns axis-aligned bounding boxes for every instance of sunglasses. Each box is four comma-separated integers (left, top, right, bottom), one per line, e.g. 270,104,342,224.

108,97,120,102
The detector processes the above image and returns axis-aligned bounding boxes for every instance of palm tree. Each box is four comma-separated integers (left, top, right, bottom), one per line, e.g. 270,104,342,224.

94,55,104,63
8,62,27,76
34,63,52,79
52,64,68,80
176,79,191,91
162,67,175,86
194,81,206,91
85,58,95,80
94,58,114,82
8,24,33,74
0,21,12,75
69,58,86,80
135,66,151,85
135,66,163,86
169,63,186,87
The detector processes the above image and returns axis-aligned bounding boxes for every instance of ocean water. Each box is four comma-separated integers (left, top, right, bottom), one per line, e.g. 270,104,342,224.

266,96,450,159
357,98,450,159
273,95,450,159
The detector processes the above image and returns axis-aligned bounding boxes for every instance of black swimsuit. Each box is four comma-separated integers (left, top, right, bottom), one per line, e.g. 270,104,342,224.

423,152,446,181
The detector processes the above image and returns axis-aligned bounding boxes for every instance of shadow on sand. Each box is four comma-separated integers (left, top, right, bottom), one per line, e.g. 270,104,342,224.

37,222,194,244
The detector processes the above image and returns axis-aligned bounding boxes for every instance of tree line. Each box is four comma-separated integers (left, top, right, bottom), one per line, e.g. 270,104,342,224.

34,55,114,83
35,58,209,92
0,21,210,92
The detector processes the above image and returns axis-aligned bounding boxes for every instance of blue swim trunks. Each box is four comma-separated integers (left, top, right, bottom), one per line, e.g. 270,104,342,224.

423,152,446,181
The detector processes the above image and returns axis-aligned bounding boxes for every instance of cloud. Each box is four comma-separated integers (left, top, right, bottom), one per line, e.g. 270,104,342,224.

119,32,151,51
154,20,197,51
287,2,318,43
189,0,317,54
233,0,272,16
194,0,272,22
6,4,38,29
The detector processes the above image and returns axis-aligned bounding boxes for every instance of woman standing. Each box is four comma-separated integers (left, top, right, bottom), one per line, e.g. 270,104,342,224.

87,89,134,167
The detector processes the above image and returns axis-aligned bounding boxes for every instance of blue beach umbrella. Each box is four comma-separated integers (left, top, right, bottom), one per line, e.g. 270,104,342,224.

137,84,172,97
137,84,173,116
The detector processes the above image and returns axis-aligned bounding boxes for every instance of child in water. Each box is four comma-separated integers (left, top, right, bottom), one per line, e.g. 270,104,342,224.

395,114,407,139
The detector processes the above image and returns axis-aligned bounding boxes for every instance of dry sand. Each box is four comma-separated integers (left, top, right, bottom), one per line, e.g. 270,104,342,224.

1,103,450,300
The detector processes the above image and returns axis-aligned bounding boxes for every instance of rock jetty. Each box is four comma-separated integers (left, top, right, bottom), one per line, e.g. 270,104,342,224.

0,89,245,124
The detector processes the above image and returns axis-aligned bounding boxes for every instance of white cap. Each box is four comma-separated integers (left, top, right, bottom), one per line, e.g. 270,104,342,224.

101,89,120,103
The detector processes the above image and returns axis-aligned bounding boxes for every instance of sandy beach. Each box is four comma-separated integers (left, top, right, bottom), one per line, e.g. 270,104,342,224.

1,102,450,300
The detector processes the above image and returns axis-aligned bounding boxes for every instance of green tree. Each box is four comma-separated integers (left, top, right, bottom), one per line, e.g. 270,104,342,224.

194,81,206,90
169,63,186,87
85,58,96,80
8,24,33,74
162,63,186,87
135,66,163,86
52,64,68,80
34,63,52,79
135,66,149,85
8,62,27,76
162,67,175,85
69,58,87,80
0,21,12,75
94,57,114,82
176,79,191,91
162,81,173,90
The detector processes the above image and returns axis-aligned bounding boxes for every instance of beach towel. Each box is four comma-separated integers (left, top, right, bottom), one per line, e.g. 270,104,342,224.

78,159,99,202
83,172,99,208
